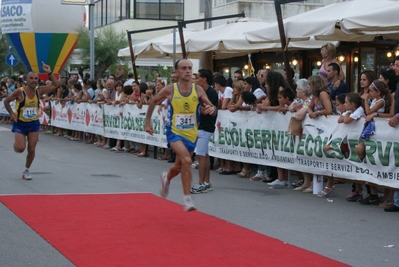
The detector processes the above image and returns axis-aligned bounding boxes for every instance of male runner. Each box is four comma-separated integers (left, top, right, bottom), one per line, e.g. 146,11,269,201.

4,62,59,180
144,59,216,211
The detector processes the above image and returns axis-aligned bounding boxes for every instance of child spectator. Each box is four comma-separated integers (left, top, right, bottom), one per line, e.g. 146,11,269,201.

356,80,392,205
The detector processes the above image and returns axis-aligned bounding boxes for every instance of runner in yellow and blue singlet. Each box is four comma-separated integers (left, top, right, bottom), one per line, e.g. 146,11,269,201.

12,87,41,136
4,62,59,180
165,82,200,153
145,59,217,211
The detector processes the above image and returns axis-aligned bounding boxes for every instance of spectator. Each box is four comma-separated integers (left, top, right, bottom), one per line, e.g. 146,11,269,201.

256,71,289,183
356,80,392,205
319,43,345,88
266,87,295,187
191,69,218,193
326,62,348,103
290,79,314,192
115,64,124,81
306,75,334,196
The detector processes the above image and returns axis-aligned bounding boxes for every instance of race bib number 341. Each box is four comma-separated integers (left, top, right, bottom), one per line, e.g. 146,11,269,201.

175,114,195,130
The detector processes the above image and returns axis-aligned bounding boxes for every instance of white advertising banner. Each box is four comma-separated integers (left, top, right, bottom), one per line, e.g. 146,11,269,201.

50,101,104,135
102,104,168,148
47,102,399,189
1,0,33,34
38,99,49,125
211,111,399,189
0,98,14,116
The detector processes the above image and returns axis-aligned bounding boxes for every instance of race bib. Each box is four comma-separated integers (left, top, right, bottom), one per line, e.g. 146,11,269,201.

22,107,37,119
175,114,195,130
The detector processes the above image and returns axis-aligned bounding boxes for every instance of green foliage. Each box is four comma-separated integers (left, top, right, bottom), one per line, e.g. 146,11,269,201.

147,64,174,83
108,64,130,79
136,68,147,80
0,32,27,78
76,25,128,79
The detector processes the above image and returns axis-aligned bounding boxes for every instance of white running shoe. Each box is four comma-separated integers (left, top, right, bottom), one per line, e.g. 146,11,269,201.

22,169,32,180
267,179,287,187
159,171,169,198
204,182,213,192
183,196,196,212
190,183,207,194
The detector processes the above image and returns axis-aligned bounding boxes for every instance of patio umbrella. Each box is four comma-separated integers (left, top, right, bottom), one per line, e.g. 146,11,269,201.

117,28,202,59
244,0,399,43
118,18,339,60
184,18,339,59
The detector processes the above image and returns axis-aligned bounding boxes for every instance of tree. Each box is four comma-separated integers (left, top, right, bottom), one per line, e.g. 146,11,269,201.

0,34,10,76
0,32,27,78
145,64,174,83
76,25,128,79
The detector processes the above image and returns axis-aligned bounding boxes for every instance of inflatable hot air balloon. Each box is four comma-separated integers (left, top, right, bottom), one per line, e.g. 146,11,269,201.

1,0,85,79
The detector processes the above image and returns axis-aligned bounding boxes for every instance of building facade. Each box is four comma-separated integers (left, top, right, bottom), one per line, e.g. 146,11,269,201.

71,0,398,90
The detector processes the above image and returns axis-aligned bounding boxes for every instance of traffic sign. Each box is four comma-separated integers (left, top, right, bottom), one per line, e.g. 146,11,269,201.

5,54,18,67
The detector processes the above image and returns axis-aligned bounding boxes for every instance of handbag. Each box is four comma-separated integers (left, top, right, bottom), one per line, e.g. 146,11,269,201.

287,117,302,136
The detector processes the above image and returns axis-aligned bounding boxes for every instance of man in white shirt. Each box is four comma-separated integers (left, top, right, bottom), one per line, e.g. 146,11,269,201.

124,73,135,87
213,74,233,110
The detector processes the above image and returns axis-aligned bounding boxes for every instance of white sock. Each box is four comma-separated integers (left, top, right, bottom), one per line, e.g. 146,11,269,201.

24,168,29,173
184,195,192,201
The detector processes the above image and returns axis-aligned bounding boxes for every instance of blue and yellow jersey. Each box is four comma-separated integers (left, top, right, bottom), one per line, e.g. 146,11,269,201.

166,83,200,143
15,87,40,122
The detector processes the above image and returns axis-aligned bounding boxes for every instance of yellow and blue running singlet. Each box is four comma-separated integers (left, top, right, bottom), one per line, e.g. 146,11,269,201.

166,83,200,144
15,87,40,122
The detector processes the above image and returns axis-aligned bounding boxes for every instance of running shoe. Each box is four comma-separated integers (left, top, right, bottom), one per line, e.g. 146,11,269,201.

22,169,32,180
190,183,207,194
159,171,169,198
267,179,287,187
204,182,213,192
183,196,196,212
292,180,304,187
346,192,363,202
359,194,380,205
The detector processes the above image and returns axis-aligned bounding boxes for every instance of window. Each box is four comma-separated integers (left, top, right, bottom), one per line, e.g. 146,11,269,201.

94,2,102,28
94,0,183,28
160,0,183,20
136,0,159,19
200,0,204,14
136,0,183,20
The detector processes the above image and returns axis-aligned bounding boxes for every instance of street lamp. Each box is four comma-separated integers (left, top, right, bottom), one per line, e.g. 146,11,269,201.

62,0,94,79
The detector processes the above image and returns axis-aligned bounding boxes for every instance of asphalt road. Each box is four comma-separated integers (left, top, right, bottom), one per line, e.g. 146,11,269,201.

0,124,398,267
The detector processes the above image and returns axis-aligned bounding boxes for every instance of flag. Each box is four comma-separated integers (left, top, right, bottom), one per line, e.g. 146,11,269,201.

248,54,255,77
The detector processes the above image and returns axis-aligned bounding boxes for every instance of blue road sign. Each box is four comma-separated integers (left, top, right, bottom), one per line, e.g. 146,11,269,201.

5,54,18,67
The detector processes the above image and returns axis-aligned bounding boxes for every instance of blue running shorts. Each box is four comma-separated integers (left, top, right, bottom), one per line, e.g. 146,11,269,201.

167,132,197,153
12,120,40,136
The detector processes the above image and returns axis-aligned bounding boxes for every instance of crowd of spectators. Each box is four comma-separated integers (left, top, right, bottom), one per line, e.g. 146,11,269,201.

1,45,399,212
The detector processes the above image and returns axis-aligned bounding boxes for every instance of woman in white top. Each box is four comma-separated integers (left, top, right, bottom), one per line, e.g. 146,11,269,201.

227,76,266,112
356,80,393,205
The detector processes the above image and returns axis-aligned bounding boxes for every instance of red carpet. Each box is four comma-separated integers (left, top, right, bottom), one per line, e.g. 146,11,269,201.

0,193,349,266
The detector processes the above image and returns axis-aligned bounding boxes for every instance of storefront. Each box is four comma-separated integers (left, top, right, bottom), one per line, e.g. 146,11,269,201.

214,40,398,92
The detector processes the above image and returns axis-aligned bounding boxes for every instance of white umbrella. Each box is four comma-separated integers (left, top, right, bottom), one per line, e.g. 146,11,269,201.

245,0,399,43
118,18,339,60
117,28,202,59
184,18,339,59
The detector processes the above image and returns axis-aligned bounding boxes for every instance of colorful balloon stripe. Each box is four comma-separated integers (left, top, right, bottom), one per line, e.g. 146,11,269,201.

7,33,32,72
54,34,80,74
7,32,80,75
48,33,69,72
